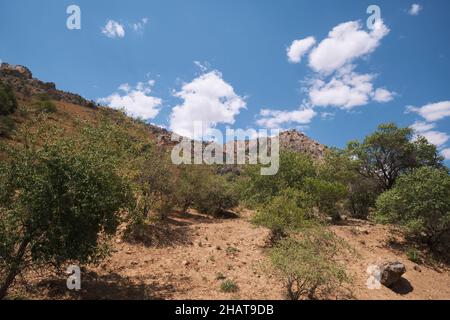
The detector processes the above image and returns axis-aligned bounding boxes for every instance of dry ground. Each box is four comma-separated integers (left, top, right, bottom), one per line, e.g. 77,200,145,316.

8,210,450,300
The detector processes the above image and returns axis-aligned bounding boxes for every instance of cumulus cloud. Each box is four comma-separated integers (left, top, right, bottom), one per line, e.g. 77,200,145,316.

408,4,422,16
373,88,394,103
98,81,162,119
407,101,450,122
287,37,316,64
102,20,125,38
419,131,449,147
169,71,246,139
308,20,389,74
256,108,317,129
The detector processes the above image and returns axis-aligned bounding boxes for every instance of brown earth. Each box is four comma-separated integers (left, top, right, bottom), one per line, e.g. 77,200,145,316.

9,210,450,300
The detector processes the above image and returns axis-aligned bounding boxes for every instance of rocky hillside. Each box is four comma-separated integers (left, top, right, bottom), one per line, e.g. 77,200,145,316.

1,63,326,158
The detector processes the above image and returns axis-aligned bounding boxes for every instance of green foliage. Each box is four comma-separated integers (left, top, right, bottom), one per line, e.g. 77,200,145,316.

304,178,347,221
253,189,312,240
0,116,16,137
347,123,443,191
0,81,17,116
0,137,132,299
192,173,239,216
242,151,315,205
220,279,239,293
375,167,450,247
269,228,349,300
406,247,421,264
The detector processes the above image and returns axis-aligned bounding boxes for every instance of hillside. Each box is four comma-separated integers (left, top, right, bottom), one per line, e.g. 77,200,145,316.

1,63,449,301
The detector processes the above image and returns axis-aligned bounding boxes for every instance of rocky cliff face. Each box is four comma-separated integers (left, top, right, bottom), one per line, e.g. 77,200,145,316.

279,129,326,159
0,63,92,107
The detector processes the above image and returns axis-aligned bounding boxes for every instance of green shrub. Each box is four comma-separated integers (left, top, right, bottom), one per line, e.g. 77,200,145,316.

375,167,450,248
0,139,132,299
0,81,17,116
406,247,421,264
253,190,311,242
220,279,239,293
0,116,15,137
32,94,57,114
269,228,349,300
192,174,239,216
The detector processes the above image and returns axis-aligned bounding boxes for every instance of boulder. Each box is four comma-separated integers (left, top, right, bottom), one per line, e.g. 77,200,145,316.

379,261,406,287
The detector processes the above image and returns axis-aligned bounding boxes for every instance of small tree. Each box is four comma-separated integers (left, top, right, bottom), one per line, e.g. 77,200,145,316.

375,167,450,248
0,141,132,299
347,123,443,191
269,229,349,300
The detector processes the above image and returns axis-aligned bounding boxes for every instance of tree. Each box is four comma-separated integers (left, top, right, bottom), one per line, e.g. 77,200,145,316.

347,123,443,191
269,228,349,300
375,167,450,248
0,80,17,116
0,140,132,299
242,151,315,205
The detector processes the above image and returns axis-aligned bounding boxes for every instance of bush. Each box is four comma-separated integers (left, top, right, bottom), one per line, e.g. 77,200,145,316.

0,81,17,116
406,247,421,264
375,167,450,248
252,189,311,242
220,279,239,293
192,174,239,216
32,94,57,114
269,229,349,300
0,139,132,299
0,116,15,137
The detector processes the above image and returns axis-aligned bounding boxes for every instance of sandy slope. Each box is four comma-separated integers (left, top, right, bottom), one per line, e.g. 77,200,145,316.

10,210,450,300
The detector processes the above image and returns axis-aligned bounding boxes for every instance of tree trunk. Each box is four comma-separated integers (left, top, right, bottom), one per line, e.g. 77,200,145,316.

0,238,29,300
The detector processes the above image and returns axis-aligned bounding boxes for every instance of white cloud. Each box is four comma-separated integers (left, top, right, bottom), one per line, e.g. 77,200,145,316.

373,88,394,103
419,131,449,147
442,148,450,160
256,108,317,128
169,71,246,139
308,20,389,74
308,66,393,109
132,17,148,32
410,121,436,133
287,37,316,64
98,80,162,119
102,20,125,38
407,101,450,122
409,4,422,16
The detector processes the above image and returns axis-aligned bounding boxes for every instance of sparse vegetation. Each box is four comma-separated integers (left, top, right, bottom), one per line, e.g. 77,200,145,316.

220,279,239,293
32,93,57,114
269,228,349,300
0,80,17,116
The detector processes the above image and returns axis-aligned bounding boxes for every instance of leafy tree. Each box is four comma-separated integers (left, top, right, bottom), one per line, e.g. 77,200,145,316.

269,228,349,300
0,80,17,116
319,149,380,219
376,167,450,248
242,151,315,205
347,123,443,191
304,178,347,222
0,140,132,299
192,173,239,217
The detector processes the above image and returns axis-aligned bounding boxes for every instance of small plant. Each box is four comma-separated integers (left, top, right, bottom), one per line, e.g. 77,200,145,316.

406,247,421,264
226,246,240,255
215,272,226,280
220,279,239,293
32,93,57,114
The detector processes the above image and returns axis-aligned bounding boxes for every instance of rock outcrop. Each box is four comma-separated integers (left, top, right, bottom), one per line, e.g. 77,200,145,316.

0,62,92,107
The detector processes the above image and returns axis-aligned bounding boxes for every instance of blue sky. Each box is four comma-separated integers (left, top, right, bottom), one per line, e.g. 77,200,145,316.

1,0,449,160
